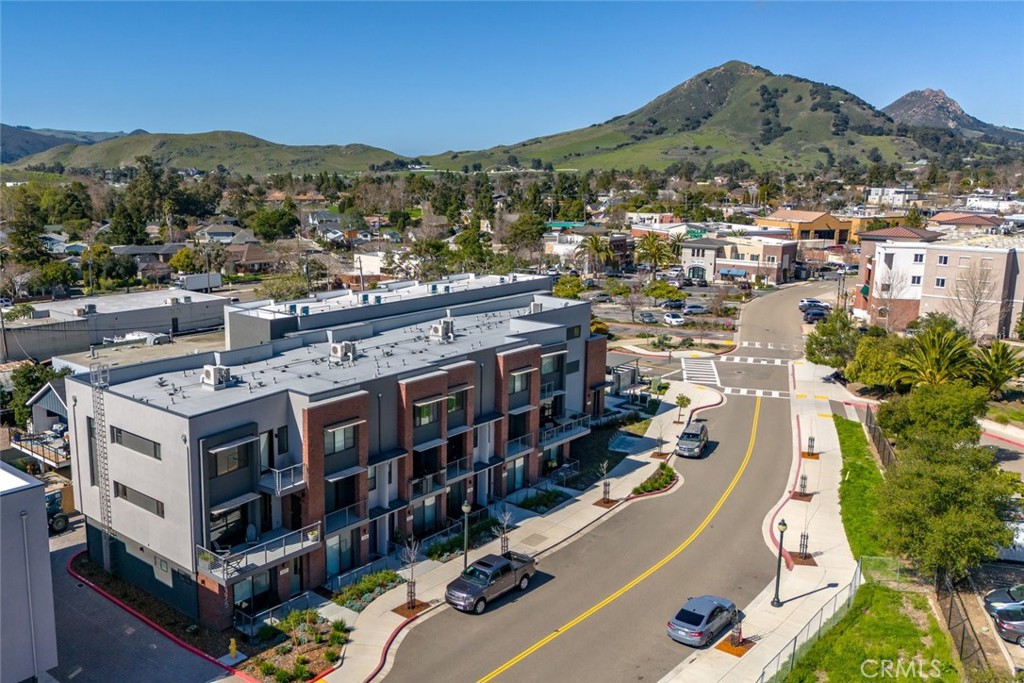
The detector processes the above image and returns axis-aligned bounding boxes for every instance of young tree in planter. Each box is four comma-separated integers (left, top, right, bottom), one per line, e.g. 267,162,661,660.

400,539,422,609
675,393,692,423
491,508,515,555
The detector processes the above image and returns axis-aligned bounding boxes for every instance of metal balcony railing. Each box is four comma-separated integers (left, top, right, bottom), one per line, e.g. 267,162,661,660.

445,455,473,481
505,433,534,458
257,463,306,496
196,521,321,584
10,428,70,468
408,471,446,499
325,499,368,534
540,415,591,447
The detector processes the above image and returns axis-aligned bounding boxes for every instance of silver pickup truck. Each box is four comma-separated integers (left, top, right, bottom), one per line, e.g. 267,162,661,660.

445,551,537,614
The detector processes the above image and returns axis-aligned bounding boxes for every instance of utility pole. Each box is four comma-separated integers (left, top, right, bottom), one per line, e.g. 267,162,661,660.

0,251,7,363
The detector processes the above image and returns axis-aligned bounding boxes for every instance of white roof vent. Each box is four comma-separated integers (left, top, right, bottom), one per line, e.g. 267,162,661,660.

330,341,358,361
165,297,179,306
201,364,232,390
429,317,456,344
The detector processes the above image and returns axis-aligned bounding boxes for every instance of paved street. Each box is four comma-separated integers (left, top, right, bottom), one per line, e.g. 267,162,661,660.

45,516,223,683
384,283,824,683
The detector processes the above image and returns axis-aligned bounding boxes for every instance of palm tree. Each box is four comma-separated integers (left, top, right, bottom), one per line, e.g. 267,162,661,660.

898,328,973,387
972,340,1024,398
574,235,612,276
635,233,671,280
668,233,687,266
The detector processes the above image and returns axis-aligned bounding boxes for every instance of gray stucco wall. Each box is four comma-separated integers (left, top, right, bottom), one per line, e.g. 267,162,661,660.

1,464,59,683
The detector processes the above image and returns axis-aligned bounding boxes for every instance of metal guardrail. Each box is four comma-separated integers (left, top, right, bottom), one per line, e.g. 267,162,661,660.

758,561,863,682
196,521,322,583
258,463,305,495
10,428,71,467
408,471,446,499
545,458,581,486
325,500,368,533
505,433,534,457
540,415,591,447
234,590,318,636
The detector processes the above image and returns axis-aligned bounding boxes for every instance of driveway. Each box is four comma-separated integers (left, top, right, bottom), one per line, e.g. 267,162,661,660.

46,515,225,683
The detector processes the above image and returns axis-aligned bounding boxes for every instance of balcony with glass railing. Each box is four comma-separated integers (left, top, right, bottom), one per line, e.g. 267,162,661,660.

325,499,369,534
445,455,473,482
540,414,591,448
505,433,534,458
408,471,446,500
257,462,306,496
196,521,322,584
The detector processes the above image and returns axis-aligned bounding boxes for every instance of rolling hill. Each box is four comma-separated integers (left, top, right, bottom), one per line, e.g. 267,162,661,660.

9,130,402,175
1,124,141,163
883,89,1024,143
9,61,1021,175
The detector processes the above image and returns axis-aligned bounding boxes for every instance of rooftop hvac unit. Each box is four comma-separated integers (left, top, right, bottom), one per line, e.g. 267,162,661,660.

361,293,370,304
84,303,97,315
72,307,87,317
330,341,358,361
530,302,544,314
288,304,297,314
300,306,310,316
430,317,456,343
201,364,232,390
164,297,179,306
374,295,382,305
182,296,192,304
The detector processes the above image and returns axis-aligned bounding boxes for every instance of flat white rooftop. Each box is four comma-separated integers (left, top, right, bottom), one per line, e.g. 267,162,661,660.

0,462,41,495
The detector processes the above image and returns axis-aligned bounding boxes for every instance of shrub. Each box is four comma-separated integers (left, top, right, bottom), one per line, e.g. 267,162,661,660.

329,631,347,646
292,663,311,681
333,569,403,606
632,463,677,495
275,643,292,656
324,648,340,663
516,489,568,512
331,619,347,632
995,414,1010,425
274,668,293,683
259,661,277,675
295,655,309,666
257,624,280,642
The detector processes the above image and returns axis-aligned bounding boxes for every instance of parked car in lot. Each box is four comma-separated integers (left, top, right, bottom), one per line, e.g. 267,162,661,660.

683,303,710,315
794,296,827,313
661,299,685,310
593,292,612,303
985,584,1024,616
583,278,597,288
675,423,709,458
803,308,829,324
664,312,686,326
679,277,694,287
0,297,12,309
737,281,752,291
993,606,1024,646
696,279,709,287
446,551,537,614
639,312,658,325
667,595,737,647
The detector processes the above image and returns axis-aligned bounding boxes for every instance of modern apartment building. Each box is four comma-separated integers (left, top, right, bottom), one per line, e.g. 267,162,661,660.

64,274,606,629
673,236,797,285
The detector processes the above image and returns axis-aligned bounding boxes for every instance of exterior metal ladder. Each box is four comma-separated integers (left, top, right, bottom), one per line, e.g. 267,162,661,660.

90,363,114,571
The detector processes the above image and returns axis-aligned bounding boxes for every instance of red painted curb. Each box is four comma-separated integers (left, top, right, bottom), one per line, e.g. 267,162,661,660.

767,414,799,571
983,432,1024,449
67,550,261,683
361,609,434,683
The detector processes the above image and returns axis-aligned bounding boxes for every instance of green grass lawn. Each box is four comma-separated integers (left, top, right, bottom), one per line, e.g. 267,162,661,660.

986,400,1024,428
567,413,651,490
785,584,960,683
834,416,885,558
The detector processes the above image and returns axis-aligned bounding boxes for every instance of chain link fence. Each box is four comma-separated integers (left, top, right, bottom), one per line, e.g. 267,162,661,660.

936,571,990,673
863,407,897,469
756,561,863,683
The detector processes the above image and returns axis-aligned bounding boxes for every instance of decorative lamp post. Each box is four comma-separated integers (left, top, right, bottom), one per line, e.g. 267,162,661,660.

771,519,788,608
462,499,472,570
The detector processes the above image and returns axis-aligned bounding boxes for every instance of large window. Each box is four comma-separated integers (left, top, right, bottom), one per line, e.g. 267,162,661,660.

447,391,466,413
935,277,946,289
509,372,530,394
87,417,98,487
325,425,356,455
210,507,246,548
938,255,949,266
368,465,377,492
541,355,561,375
414,402,440,427
212,445,250,477
566,325,581,340
113,482,165,518
112,426,161,460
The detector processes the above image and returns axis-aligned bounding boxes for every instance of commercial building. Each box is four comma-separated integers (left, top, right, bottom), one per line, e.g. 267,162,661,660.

0,462,59,683
755,210,855,243
672,236,797,285
65,274,606,629
866,187,919,208
854,229,1024,335
1,289,227,362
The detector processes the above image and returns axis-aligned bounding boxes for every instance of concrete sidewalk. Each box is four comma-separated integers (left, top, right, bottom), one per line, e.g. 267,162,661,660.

660,358,859,682
327,379,719,683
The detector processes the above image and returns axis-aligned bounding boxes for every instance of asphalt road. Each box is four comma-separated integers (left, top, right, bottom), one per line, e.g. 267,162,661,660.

384,283,826,683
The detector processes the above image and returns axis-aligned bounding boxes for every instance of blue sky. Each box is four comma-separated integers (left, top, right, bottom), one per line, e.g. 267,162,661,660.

2,2,1022,156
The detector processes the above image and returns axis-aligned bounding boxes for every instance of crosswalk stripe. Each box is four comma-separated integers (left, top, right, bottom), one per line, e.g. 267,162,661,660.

682,358,720,386
719,356,787,366
721,386,791,399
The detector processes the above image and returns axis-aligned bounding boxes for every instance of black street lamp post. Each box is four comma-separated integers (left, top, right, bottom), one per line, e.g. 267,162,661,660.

771,519,788,608
462,499,472,571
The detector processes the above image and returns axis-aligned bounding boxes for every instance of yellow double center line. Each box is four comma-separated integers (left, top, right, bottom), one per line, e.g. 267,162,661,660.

478,396,763,683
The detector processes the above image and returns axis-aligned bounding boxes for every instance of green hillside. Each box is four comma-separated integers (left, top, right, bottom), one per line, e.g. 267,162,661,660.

13,130,402,175
424,61,923,172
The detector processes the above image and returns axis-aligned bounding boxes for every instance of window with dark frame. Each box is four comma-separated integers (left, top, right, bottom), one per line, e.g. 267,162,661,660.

111,426,161,460
447,390,465,413
509,372,530,394
113,481,165,518
211,444,250,477
414,402,440,427
325,425,356,455
566,325,581,340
